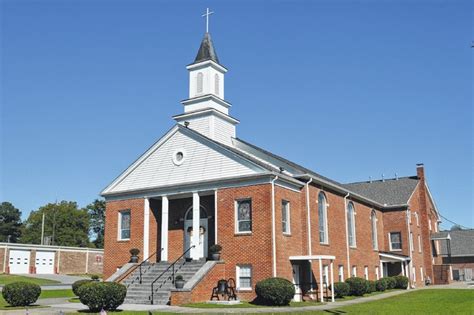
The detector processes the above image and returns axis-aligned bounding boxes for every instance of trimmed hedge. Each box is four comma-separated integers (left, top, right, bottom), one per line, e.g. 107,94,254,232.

77,282,127,312
376,278,388,291
72,279,92,296
255,277,295,306
332,282,350,298
366,280,377,293
2,282,41,307
393,275,409,289
345,277,367,296
386,277,397,289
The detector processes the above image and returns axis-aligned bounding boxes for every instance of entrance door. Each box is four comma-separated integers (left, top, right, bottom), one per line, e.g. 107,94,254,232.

35,251,55,274
9,250,30,274
184,206,208,259
292,264,302,302
465,268,472,281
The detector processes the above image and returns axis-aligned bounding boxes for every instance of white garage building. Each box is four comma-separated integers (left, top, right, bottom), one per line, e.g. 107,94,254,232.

1,243,103,275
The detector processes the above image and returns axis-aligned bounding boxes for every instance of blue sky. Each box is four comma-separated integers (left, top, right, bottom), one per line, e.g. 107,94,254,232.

1,0,472,230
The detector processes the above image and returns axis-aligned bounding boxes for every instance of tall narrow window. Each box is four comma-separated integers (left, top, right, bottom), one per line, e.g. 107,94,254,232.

235,199,252,233
338,265,344,282
197,72,203,94
375,266,380,280
410,232,414,252
352,266,357,277
371,210,378,250
389,232,402,250
281,200,291,234
214,73,220,95
364,266,369,280
118,210,131,240
347,202,356,247
418,235,422,253
318,192,328,243
323,265,329,286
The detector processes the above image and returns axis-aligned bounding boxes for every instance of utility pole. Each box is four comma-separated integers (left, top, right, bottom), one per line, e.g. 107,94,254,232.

41,212,45,245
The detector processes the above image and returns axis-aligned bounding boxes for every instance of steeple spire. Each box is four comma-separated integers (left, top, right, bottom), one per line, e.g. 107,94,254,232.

194,32,220,64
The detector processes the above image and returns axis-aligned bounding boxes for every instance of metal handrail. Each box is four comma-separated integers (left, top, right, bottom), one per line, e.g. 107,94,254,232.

117,249,161,285
150,245,195,304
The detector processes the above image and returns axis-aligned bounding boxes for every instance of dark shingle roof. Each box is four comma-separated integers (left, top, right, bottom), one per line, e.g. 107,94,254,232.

194,33,220,64
342,177,419,206
434,230,474,257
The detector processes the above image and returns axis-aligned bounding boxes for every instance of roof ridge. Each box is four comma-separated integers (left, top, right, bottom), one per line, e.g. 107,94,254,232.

344,176,419,185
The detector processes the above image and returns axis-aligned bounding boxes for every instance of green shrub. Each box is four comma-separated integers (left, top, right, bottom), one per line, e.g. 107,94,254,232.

386,277,397,289
331,282,350,298
1,282,41,307
72,279,92,296
91,274,100,281
376,278,388,291
345,277,367,296
255,277,295,306
393,275,409,289
77,282,127,312
366,280,377,293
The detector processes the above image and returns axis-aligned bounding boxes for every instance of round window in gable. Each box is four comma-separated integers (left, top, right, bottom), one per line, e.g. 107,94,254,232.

172,149,186,166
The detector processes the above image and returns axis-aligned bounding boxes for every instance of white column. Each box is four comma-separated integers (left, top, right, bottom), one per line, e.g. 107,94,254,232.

402,262,406,276
330,260,335,302
191,192,200,260
380,261,384,277
214,190,218,244
85,249,89,274
161,196,169,261
143,198,150,260
319,258,324,302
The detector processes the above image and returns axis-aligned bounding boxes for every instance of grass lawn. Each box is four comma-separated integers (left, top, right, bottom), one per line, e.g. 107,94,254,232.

67,288,474,314
0,274,60,285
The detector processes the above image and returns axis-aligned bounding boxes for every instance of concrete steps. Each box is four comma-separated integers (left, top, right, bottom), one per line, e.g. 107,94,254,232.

122,259,206,305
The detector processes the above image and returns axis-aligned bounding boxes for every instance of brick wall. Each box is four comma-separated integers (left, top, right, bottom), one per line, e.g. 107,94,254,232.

103,198,145,278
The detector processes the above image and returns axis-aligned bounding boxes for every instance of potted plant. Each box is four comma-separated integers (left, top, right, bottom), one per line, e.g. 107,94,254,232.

209,244,222,261
129,248,140,263
175,275,185,289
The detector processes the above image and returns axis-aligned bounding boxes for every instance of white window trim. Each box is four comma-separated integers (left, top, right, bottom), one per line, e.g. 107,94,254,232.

352,266,357,277
410,232,414,253
172,149,187,166
412,266,416,282
420,267,424,282
371,211,378,250
364,266,369,280
418,235,422,253
118,210,131,241
389,232,402,251
318,192,329,244
414,212,419,226
338,265,344,282
236,265,252,291
282,200,291,235
235,199,252,234
348,203,357,248
375,266,380,280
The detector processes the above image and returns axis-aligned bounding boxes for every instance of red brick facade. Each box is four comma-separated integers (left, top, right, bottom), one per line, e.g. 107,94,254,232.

103,167,442,303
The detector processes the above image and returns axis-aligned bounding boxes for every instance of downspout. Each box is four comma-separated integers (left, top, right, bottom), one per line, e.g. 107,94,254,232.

305,177,314,291
344,193,350,278
406,208,413,289
271,176,279,277
306,178,313,256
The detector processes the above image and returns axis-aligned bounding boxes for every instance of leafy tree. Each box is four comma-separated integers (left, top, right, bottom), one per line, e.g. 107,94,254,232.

0,202,23,242
450,224,463,231
22,201,89,247
85,199,105,248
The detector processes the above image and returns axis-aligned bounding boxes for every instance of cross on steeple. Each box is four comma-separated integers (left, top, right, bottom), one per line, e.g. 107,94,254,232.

202,8,214,33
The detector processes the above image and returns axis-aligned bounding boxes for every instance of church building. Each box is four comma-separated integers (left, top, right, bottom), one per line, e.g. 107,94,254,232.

101,23,445,305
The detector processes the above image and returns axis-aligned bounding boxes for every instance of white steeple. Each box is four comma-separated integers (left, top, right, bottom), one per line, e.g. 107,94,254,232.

174,14,238,146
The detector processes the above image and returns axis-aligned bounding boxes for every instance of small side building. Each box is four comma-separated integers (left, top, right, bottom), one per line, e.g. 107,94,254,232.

431,229,474,282
0,242,104,275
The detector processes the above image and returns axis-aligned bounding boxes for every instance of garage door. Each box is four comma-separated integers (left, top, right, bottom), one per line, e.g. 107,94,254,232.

9,250,30,274
35,251,55,274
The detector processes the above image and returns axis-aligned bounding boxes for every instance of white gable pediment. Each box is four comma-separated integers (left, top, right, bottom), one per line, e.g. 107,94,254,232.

102,126,265,195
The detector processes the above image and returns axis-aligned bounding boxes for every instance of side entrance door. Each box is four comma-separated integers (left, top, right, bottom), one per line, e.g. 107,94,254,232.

35,251,55,274
292,264,302,302
9,250,30,274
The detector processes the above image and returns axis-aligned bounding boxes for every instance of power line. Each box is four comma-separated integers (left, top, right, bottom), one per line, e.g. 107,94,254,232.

439,213,472,230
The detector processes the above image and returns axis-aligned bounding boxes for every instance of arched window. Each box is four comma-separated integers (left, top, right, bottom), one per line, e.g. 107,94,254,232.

214,73,220,96
197,72,203,94
318,192,328,244
185,206,208,220
347,202,356,247
371,210,378,250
